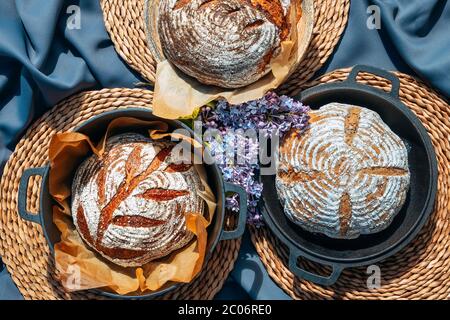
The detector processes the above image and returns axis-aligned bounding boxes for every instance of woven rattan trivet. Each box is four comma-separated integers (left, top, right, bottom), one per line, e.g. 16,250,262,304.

250,68,450,300
100,0,350,85
0,88,241,300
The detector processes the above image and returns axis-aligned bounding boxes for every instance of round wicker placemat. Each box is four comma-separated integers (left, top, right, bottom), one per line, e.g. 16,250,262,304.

250,68,450,300
0,88,241,300
100,0,350,85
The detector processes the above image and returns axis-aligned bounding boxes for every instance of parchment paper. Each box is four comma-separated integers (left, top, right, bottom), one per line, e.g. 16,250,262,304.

145,0,313,119
49,117,216,295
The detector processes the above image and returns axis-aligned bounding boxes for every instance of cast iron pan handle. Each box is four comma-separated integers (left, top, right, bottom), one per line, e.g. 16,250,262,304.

220,183,248,240
288,247,343,286
347,65,400,98
18,167,46,225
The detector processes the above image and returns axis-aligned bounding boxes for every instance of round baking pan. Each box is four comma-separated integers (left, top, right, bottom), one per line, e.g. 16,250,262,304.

17,108,247,299
260,65,438,286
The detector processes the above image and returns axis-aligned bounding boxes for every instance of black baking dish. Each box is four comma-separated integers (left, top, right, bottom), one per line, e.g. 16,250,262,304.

260,65,438,286
17,108,248,299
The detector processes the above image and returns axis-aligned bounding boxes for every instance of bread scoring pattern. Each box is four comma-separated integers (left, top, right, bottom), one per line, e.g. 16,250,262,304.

71,133,204,267
158,0,292,88
276,103,410,239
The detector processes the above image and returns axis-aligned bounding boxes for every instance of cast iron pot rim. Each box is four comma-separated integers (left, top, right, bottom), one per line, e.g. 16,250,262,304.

78,109,212,298
70,107,229,263
262,66,438,268
17,108,247,299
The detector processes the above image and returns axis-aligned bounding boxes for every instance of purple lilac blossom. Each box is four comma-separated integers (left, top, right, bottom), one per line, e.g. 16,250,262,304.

199,92,310,226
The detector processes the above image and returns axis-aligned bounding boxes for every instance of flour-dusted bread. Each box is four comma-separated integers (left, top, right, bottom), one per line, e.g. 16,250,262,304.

71,133,204,267
158,0,295,88
276,103,410,239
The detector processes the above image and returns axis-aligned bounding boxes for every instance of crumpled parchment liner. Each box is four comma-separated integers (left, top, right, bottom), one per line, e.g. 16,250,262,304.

48,117,216,295
148,0,306,119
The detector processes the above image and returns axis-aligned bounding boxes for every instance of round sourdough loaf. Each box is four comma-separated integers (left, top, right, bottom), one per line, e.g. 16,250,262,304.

71,133,204,267
276,103,411,239
158,0,294,88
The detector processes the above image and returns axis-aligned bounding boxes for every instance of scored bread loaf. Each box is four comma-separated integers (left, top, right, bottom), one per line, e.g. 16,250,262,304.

276,103,410,239
71,133,205,267
158,0,297,88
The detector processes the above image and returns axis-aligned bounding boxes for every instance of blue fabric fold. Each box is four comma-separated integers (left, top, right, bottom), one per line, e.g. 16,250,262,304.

0,0,449,300
0,0,140,153
370,0,450,97
0,259,22,300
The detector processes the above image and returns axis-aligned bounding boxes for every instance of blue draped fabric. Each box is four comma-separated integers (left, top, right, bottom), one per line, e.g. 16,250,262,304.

0,0,449,299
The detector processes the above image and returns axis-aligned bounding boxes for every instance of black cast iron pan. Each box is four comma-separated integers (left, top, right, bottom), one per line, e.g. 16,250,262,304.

17,108,248,299
260,65,438,286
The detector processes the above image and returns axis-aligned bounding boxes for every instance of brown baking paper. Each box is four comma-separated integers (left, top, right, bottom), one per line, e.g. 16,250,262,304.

148,0,312,119
49,117,216,295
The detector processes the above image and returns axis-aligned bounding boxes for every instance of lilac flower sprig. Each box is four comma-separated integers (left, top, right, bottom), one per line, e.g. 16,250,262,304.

199,92,310,226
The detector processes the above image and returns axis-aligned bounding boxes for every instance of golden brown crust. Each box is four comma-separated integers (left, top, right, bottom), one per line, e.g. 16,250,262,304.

173,0,192,10
344,107,361,145
72,134,205,267
95,146,173,246
165,163,193,173
96,246,148,261
137,188,190,201
278,168,323,182
338,193,352,236
276,103,410,239
76,206,94,245
248,0,290,40
158,0,292,88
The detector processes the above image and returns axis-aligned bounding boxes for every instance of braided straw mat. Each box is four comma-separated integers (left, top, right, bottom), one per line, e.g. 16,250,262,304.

0,88,241,300
251,68,450,300
100,0,350,86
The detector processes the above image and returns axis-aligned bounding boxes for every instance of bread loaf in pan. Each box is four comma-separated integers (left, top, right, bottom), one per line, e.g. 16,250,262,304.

276,103,410,239
71,133,205,267
158,0,295,88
